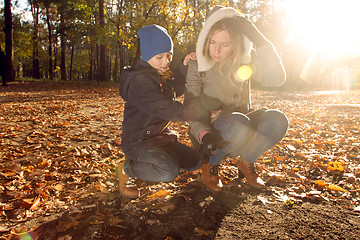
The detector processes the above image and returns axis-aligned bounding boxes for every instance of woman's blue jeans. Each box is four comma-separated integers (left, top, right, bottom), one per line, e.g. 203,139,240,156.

208,109,289,166
124,141,203,182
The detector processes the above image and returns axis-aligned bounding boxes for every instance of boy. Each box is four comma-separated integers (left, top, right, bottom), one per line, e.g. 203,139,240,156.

118,24,207,198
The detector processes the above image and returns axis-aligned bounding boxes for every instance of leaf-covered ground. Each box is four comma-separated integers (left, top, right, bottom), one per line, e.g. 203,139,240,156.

1,81,359,240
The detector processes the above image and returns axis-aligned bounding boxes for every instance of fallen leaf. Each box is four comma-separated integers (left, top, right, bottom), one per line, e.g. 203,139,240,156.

54,184,64,191
315,180,328,188
20,198,34,209
159,202,175,213
315,180,348,193
194,227,215,236
3,171,16,178
146,189,171,200
287,144,297,151
57,235,73,240
56,220,80,232
327,184,348,192
327,161,344,172
30,196,42,211
108,216,123,226
257,196,272,205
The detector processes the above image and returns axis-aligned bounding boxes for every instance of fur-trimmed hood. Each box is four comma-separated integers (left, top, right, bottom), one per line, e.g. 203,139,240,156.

196,6,253,72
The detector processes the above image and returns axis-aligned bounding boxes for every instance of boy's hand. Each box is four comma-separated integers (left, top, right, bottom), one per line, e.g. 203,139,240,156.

211,109,222,118
183,52,197,66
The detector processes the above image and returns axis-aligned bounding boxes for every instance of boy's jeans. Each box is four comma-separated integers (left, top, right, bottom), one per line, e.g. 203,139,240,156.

124,141,203,182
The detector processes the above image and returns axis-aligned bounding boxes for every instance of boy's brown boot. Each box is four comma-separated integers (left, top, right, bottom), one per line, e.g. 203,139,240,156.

237,158,265,189
200,161,223,191
116,162,140,199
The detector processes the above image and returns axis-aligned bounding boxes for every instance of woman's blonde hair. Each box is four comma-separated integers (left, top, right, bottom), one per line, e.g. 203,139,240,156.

203,18,251,84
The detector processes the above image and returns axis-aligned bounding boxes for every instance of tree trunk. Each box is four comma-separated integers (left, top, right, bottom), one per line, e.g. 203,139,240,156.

22,63,26,77
3,0,15,85
69,45,74,80
108,52,111,81
114,39,119,81
46,7,53,80
88,44,93,81
98,0,107,81
53,43,57,78
119,42,124,70
114,0,124,81
133,38,140,65
96,44,99,82
31,0,40,79
60,12,67,81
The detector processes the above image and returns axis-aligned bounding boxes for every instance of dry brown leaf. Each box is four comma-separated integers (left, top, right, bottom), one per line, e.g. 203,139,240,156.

266,174,286,186
57,235,73,240
327,161,344,172
146,189,171,200
159,203,175,213
315,180,328,188
56,220,80,233
194,227,215,236
108,216,123,226
315,180,348,192
30,196,42,211
3,171,16,177
327,184,348,192
20,198,34,209
164,236,175,240
54,184,64,191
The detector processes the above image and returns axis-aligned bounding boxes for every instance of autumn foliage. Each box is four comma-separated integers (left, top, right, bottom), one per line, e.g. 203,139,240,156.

1,82,360,238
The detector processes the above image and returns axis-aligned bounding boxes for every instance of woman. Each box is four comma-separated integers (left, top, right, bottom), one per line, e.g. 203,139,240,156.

185,6,289,190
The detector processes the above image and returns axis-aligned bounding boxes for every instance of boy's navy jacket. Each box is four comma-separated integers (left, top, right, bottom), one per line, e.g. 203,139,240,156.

119,60,208,160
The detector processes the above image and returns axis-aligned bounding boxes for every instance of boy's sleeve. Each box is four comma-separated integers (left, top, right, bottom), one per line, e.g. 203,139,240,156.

128,73,209,122
128,73,185,121
172,60,188,96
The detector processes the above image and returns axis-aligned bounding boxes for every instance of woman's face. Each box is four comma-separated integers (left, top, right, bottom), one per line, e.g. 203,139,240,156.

208,29,233,62
147,52,172,73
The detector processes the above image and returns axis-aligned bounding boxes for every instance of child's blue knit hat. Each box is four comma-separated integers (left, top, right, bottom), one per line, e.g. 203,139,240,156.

138,24,173,62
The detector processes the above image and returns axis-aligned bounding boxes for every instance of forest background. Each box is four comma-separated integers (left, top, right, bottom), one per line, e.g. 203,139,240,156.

1,1,360,238
1,0,360,90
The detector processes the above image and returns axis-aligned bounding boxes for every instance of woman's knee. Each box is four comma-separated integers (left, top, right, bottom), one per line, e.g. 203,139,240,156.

213,112,252,140
212,112,252,156
133,149,180,182
258,109,289,139
265,110,289,129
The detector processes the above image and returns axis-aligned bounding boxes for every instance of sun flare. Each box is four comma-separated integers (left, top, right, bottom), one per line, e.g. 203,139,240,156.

282,0,360,57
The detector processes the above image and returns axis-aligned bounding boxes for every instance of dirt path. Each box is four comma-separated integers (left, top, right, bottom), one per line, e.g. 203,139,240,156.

1,82,359,239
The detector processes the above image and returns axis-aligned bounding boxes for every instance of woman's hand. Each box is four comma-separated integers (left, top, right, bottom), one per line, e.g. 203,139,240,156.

201,133,217,156
183,52,197,66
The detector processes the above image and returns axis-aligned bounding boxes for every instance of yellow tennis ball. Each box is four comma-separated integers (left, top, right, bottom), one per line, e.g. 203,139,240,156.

236,65,253,81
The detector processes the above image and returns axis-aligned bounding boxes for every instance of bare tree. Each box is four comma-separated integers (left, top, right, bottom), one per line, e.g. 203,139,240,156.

4,0,15,84
60,11,67,80
45,6,54,80
98,0,108,81
29,0,41,79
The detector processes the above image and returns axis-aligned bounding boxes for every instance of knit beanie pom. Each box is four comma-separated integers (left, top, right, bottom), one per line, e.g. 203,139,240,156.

138,24,174,62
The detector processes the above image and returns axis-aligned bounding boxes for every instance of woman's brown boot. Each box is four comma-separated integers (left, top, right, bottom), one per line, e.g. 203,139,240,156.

237,158,265,189
200,161,223,191
116,162,140,198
